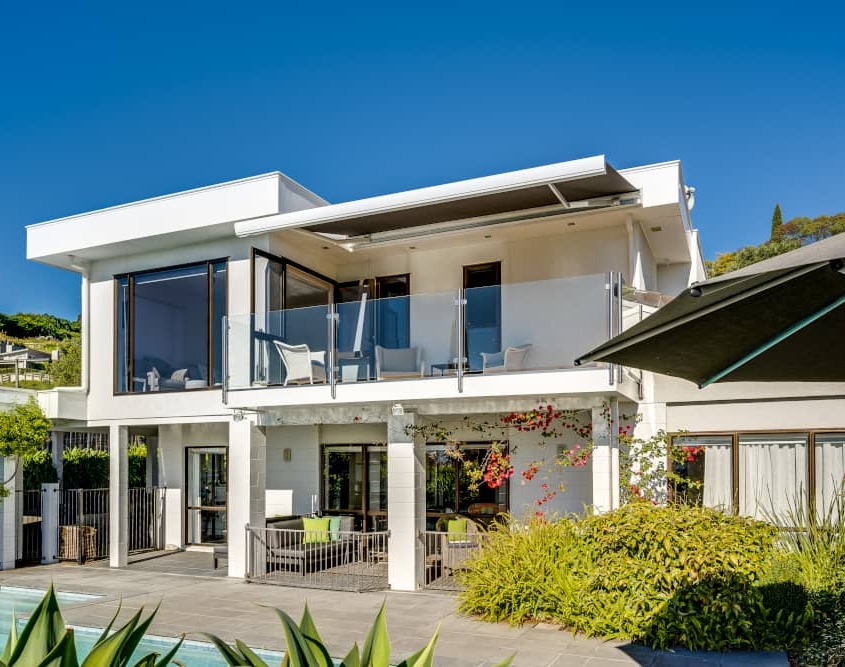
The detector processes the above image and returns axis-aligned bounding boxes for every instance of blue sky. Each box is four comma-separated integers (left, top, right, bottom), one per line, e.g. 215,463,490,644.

1,1,843,319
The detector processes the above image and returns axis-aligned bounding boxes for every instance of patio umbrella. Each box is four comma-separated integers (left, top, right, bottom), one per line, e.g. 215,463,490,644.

574,233,845,387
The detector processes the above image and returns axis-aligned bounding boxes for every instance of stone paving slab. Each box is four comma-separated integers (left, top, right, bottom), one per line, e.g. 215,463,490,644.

0,555,787,667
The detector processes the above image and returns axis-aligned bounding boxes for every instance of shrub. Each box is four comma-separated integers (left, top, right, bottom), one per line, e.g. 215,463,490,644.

60,444,148,489
458,517,585,625
22,448,58,489
459,504,805,651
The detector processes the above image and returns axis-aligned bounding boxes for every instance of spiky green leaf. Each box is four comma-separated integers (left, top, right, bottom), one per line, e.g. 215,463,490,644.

360,603,390,667
9,584,66,666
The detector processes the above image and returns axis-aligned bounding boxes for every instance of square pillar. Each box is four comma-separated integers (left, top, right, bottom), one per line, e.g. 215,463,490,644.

41,483,59,564
1,457,21,569
591,399,620,513
387,413,425,591
109,424,129,567
158,425,184,550
228,418,266,578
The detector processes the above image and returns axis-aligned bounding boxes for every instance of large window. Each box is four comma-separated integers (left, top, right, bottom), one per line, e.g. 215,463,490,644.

115,260,227,393
673,430,845,524
426,443,508,522
322,445,387,530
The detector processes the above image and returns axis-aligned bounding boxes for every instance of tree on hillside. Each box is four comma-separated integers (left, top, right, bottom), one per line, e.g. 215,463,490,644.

0,398,52,497
709,211,845,278
50,336,81,386
0,312,80,340
770,204,783,239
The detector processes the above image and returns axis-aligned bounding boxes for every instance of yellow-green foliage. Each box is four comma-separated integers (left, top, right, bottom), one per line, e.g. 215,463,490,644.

459,505,814,651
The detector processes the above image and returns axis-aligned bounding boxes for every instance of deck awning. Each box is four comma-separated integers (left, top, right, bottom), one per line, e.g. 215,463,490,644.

235,155,639,240
575,233,845,386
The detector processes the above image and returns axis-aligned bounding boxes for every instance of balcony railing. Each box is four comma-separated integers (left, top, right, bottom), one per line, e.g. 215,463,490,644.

223,272,640,399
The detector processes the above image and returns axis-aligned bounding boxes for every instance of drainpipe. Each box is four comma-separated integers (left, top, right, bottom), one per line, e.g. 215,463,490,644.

68,256,90,395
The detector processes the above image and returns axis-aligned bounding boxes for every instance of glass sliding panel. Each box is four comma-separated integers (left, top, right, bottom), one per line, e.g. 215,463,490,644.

116,277,130,392
672,435,733,511
815,433,845,523
425,443,508,520
375,275,409,350
367,447,388,513
133,264,209,392
739,433,808,521
323,446,364,512
186,447,227,545
253,253,285,385
464,284,501,371
211,262,227,385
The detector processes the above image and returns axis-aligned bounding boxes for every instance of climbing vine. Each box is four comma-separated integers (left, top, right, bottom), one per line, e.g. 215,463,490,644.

405,402,697,516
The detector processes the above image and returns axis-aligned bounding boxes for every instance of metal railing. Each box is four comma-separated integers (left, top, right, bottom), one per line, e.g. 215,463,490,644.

57,487,165,564
245,526,389,592
15,490,42,565
59,488,109,563
423,530,486,591
129,487,165,553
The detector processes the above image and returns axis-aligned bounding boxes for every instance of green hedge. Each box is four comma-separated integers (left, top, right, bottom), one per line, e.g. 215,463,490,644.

459,504,821,652
23,444,148,489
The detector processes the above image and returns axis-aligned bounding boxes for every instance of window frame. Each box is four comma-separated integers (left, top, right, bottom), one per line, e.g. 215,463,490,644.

113,258,228,395
669,428,845,520
320,443,388,531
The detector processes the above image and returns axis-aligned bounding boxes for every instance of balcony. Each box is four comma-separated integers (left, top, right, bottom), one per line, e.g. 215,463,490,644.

223,273,647,406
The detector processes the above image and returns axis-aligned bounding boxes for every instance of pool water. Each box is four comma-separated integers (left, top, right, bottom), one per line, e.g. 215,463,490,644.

0,586,285,666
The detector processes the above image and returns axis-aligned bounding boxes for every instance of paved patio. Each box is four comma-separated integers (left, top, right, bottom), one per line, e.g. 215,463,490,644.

0,553,786,666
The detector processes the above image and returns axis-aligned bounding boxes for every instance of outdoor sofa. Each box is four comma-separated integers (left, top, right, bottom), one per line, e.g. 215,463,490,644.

263,516,355,574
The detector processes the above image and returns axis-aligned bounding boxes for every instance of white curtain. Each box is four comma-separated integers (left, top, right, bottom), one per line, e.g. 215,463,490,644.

702,444,733,511
815,434,845,523
674,436,733,512
739,434,808,522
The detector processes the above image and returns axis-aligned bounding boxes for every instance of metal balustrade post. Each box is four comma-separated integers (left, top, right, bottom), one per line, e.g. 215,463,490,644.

455,289,467,393
221,317,229,405
617,272,624,384
607,272,615,385
327,305,338,399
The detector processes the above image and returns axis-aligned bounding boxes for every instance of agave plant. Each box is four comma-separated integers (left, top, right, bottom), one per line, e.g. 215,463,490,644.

206,602,513,667
0,584,183,667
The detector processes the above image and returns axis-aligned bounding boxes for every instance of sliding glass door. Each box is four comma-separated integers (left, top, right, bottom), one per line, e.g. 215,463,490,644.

186,447,228,545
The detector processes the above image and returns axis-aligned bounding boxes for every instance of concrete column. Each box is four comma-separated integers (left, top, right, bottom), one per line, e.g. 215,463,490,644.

591,399,620,513
108,424,129,567
1,457,20,569
387,413,425,591
41,483,59,564
145,435,159,488
158,425,184,550
50,432,64,485
228,418,267,578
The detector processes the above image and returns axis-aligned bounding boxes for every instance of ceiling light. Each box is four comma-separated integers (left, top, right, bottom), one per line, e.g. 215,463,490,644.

567,222,576,227
322,246,330,250
409,246,417,250
650,226,663,232
483,234,492,239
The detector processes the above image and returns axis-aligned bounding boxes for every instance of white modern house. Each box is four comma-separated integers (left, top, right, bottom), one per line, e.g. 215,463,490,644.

25,154,717,589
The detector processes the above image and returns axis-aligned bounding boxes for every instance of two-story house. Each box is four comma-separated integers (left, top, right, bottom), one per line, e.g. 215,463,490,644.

27,154,705,589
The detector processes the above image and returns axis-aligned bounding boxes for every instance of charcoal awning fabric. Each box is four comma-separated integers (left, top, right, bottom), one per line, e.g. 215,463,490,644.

575,234,845,386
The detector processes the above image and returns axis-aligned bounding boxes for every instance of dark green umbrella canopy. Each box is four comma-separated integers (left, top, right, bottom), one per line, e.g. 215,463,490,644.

575,233,845,387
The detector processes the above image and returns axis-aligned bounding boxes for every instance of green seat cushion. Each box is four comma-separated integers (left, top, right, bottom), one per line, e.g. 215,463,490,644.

447,518,469,543
302,516,331,544
328,515,342,542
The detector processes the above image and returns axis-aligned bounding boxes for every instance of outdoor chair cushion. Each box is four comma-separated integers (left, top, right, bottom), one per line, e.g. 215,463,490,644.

379,347,417,372
302,517,331,543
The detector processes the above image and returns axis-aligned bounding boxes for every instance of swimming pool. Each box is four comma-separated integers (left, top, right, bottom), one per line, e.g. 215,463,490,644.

0,586,285,666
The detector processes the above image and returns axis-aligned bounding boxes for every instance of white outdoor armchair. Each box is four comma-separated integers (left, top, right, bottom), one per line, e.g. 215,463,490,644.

480,344,532,374
374,345,424,380
274,341,327,386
